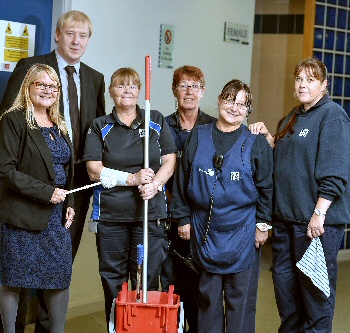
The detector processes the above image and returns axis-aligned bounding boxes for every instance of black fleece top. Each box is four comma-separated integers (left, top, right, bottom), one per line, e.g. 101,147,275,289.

274,95,350,225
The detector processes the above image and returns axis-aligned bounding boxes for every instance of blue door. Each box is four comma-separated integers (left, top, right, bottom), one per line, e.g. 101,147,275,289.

0,0,53,102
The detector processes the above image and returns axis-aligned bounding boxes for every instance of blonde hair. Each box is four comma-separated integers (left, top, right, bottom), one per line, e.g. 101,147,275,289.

109,67,142,89
2,63,67,134
56,10,93,37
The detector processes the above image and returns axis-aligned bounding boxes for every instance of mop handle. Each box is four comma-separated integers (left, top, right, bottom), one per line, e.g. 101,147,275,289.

142,55,151,303
145,55,151,103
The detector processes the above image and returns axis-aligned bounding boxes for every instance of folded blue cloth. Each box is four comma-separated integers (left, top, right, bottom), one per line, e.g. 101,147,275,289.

296,237,330,297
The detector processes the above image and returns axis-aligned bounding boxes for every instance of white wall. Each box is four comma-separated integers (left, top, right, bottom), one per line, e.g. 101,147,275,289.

53,0,256,316
67,0,255,117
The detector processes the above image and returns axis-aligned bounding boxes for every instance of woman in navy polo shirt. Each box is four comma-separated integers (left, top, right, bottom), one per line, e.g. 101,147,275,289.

83,67,176,331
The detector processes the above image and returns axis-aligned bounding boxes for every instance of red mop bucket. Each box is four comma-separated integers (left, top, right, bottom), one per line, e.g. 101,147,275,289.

115,282,181,333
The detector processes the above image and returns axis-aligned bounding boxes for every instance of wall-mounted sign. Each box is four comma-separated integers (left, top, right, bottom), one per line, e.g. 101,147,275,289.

0,20,36,72
224,22,249,45
158,24,174,69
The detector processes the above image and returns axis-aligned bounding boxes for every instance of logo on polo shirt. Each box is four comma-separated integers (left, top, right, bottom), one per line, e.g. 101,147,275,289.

299,129,309,137
139,129,145,137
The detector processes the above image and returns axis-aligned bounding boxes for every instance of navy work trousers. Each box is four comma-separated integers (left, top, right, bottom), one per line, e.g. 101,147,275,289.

272,222,344,333
197,248,261,333
96,220,168,328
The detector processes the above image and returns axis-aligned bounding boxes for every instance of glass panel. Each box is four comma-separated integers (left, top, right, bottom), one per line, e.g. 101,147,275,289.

343,100,350,118
326,7,336,27
332,76,343,96
346,33,350,53
335,31,345,51
345,56,350,74
344,78,350,96
337,8,347,29
334,54,344,73
325,29,335,50
314,28,324,49
324,52,333,72
314,51,323,61
338,0,348,7
315,4,325,26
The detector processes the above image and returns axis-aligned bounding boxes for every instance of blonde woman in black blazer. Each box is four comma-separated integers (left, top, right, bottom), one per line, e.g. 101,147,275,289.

0,64,74,333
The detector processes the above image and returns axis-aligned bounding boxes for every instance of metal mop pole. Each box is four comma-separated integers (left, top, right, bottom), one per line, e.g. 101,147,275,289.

142,55,151,303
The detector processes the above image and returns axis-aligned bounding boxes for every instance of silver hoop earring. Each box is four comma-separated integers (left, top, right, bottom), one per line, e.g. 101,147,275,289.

174,98,178,111
293,92,298,99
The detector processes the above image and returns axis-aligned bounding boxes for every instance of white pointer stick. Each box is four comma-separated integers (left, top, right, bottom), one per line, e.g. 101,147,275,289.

66,182,101,194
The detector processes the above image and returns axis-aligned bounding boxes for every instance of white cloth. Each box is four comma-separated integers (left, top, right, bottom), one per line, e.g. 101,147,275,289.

296,237,330,297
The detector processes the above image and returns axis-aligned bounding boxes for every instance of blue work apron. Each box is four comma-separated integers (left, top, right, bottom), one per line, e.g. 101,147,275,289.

188,124,258,274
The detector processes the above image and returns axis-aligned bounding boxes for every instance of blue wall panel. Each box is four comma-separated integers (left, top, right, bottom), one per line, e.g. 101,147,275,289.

0,0,53,102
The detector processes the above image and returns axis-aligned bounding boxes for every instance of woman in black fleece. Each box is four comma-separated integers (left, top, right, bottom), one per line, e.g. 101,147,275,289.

249,58,350,333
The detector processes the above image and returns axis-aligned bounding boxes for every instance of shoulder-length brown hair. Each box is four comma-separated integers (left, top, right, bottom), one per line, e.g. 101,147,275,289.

275,58,328,143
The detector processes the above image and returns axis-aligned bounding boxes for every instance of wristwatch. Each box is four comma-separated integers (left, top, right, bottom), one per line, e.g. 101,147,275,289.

256,223,272,232
314,208,326,217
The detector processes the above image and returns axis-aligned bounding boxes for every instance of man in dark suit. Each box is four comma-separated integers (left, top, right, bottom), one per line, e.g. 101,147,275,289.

0,10,105,333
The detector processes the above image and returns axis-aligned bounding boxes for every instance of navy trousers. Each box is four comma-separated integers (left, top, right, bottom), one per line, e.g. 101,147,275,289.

161,222,200,333
272,222,344,333
197,248,261,333
96,220,168,329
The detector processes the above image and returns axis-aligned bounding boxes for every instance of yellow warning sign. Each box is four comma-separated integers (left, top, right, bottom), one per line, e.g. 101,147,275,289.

0,20,36,72
5,36,29,50
5,23,12,34
22,26,29,36
4,49,28,62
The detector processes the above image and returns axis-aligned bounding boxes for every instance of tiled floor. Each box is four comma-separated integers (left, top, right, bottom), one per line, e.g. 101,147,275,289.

24,242,350,332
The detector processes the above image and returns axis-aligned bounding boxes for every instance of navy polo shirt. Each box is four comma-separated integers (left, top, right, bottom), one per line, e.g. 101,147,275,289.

83,105,176,222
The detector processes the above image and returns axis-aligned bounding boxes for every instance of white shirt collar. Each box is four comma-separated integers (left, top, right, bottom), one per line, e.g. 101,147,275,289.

55,49,81,74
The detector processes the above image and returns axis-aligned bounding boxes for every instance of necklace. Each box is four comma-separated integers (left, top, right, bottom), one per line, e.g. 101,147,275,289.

34,111,52,127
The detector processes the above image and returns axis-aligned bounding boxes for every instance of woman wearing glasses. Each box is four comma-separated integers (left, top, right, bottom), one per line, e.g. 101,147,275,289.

162,65,216,333
83,67,176,330
0,63,75,333
171,79,273,333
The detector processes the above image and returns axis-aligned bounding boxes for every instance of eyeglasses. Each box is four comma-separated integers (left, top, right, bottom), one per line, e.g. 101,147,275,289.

33,82,60,93
114,85,139,91
176,83,202,92
223,99,248,112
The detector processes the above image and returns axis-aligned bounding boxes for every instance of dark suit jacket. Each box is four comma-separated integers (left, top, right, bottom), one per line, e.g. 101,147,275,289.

0,50,106,187
0,110,74,230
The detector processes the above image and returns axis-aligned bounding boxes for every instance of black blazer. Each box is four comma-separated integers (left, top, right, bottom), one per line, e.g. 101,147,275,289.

0,110,74,231
0,50,106,187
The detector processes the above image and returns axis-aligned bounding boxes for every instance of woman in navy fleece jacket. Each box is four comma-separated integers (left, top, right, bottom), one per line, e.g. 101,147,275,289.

249,58,350,333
